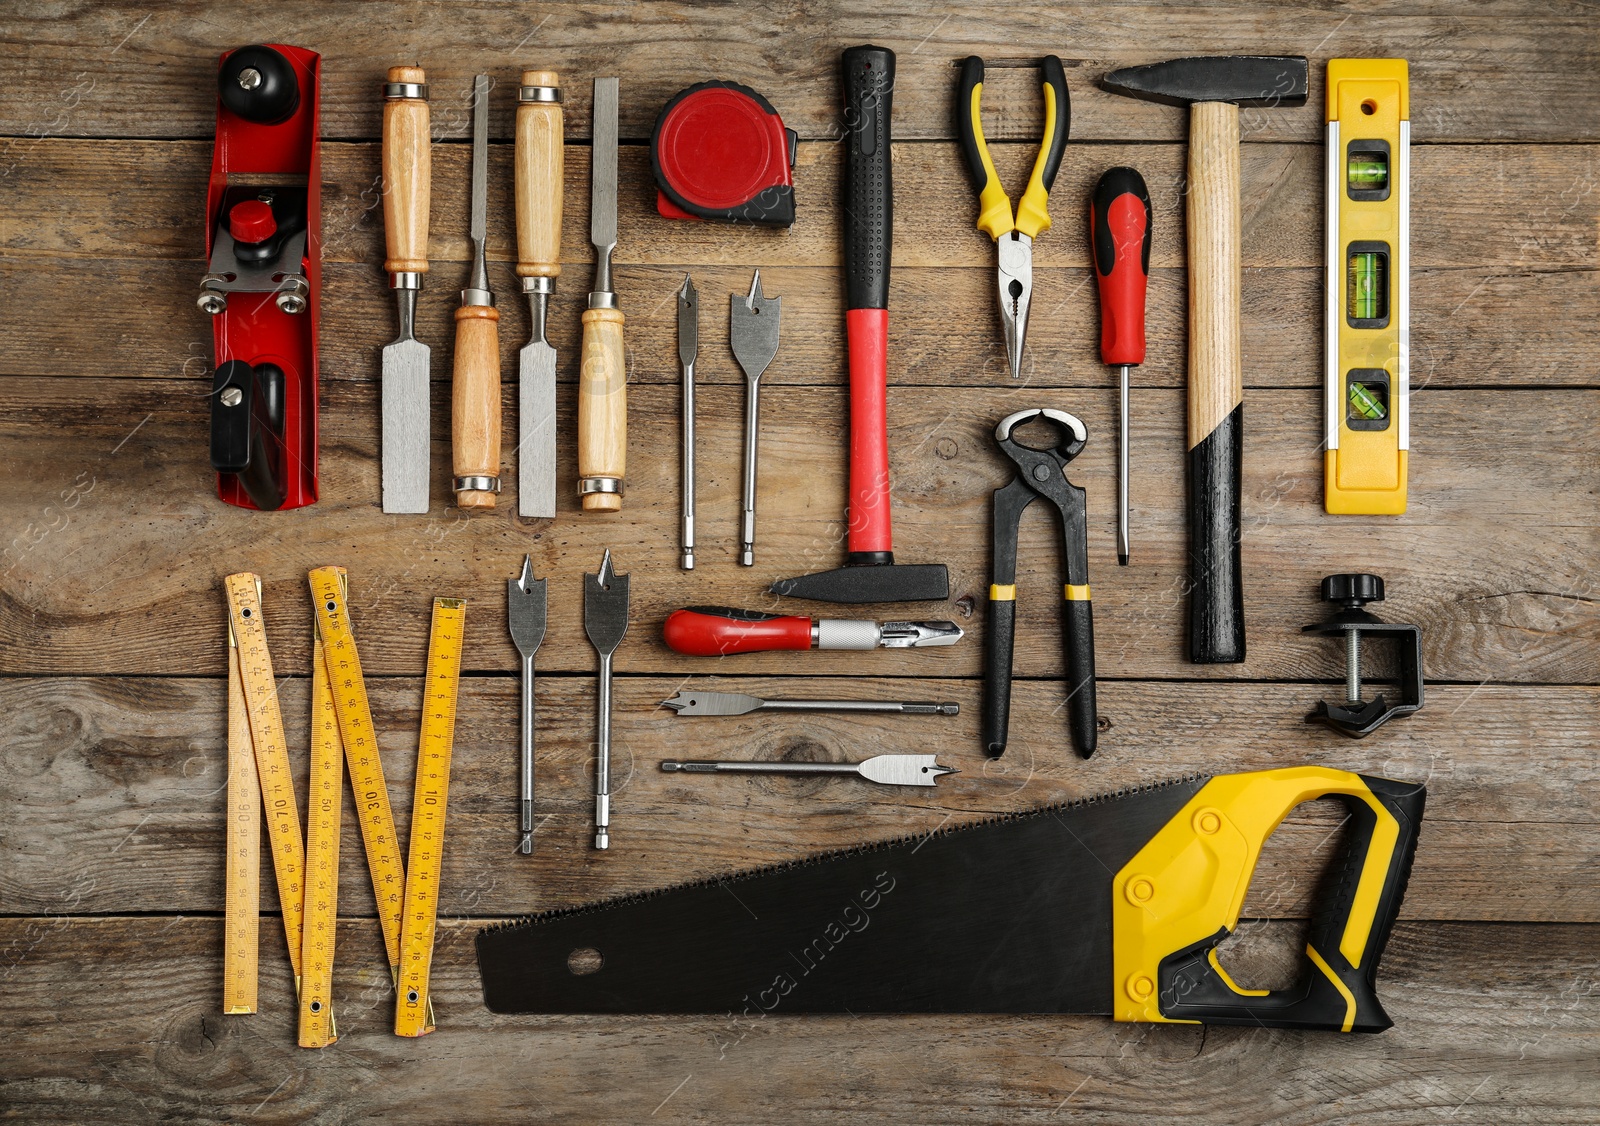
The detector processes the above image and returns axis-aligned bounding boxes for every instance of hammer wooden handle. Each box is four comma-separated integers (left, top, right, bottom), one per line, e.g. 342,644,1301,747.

515,70,563,279
382,66,430,277
578,308,626,511
452,304,501,508
1185,101,1246,663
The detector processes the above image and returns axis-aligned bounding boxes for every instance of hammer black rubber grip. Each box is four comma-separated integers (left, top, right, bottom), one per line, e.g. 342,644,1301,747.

842,45,894,311
1188,404,1245,663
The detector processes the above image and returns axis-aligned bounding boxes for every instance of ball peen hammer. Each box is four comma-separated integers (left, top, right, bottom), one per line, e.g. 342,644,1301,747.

1100,55,1308,664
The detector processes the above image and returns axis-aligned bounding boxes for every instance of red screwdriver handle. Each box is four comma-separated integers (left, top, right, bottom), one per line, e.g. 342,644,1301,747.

1090,167,1152,367
663,607,813,656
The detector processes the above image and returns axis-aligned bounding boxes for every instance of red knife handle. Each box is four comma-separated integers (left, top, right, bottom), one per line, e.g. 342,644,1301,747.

846,307,893,559
1090,166,1152,367
663,607,813,656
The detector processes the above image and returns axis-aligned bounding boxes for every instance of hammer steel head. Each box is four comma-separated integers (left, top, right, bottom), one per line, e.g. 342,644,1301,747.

1100,56,1308,109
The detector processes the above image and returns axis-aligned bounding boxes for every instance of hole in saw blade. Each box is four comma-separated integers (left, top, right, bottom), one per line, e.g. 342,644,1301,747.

1212,797,1352,992
567,947,603,975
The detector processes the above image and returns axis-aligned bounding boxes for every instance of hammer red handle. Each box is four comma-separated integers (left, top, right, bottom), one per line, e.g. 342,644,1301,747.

664,607,812,656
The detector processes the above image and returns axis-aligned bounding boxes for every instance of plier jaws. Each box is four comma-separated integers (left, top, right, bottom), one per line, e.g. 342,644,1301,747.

983,408,1097,760
955,55,1071,380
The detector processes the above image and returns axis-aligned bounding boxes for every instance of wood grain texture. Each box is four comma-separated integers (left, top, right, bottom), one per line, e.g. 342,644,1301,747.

1,5,1597,1119
4,675,1598,921
578,306,627,511
451,303,502,507
2,916,1598,1124
3,378,1595,682
1,1,1596,143
514,70,563,279
380,67,431,275
1186,102,1244,443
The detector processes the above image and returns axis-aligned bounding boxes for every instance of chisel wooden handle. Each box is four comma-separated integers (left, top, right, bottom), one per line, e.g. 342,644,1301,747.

515,70,563,280
579,308,626,511
452,305,501,508
1185,101,1246,664
382,67,430,277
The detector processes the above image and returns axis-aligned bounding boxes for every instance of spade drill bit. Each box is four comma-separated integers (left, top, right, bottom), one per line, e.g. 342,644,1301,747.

729,271,780,566
582,549,629,850
660,754,958,788
507,555,547,855
678,274,697,570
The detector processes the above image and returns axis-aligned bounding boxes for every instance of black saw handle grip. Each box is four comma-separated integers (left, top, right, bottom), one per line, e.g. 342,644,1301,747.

1063,595,1097,758
842,45,894,311
1155,773,1426,1032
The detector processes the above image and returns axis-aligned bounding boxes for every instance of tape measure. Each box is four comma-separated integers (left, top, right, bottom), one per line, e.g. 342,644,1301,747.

395,598,465,1037
298,569,348,1048
223,573,306,998
223,605,261,1014
651,80,796,227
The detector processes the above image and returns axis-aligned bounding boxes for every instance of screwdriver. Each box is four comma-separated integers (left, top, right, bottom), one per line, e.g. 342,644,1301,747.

663,607,961,656
1089,167,1152,566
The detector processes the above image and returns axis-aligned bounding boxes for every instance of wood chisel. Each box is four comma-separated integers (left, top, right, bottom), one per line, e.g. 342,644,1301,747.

663,607,961,656
578,78,626,512
677,274,697,569
661,755,957,788
515,70,562,519
478,767,1426,1033
1324,59,1409,515
507,555,547,855
380,66,432,514
583,550,629,849
1090,167,1151,566
453,74,501,509
663,690,959,717
730,270,780,566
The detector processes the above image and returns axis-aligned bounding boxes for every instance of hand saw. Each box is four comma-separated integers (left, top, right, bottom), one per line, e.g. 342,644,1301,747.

477,766,1424,1032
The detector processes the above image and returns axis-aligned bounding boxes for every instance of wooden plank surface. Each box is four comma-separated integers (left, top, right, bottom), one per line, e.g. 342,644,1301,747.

4,917,1598,1124
2,2,1597,1122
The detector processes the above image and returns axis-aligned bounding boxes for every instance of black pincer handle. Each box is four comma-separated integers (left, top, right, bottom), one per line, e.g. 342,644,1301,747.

841,45,895,311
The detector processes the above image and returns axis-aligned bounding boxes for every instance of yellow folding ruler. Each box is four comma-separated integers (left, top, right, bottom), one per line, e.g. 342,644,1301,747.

395,598,466,1037
222,573,306,1008
298,569,348,1048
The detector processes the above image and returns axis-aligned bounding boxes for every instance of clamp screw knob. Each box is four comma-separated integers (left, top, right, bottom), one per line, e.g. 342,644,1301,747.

1321,572,1384,608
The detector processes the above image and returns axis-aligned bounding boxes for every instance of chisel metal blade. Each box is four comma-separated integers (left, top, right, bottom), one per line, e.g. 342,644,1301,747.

382,336,431,513
518,339,557,518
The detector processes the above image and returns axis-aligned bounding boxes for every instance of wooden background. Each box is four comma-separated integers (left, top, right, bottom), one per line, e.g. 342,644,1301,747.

3,2,1598,1121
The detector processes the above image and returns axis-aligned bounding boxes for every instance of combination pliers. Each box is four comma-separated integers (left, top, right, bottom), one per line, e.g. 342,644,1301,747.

955,56,1071,381
984,408,1097,759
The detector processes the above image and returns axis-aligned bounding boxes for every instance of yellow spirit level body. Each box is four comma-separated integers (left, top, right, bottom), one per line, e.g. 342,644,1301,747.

1325,59,1409,515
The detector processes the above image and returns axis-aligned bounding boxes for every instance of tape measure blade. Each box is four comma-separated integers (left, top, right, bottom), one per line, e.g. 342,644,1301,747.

223,572,307,984
395,598,465,1037
307,566,408,972
298,632,343,1048
223,630,261,1015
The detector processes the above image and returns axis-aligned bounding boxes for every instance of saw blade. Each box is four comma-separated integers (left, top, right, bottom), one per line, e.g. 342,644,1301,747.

476,775,1205,1014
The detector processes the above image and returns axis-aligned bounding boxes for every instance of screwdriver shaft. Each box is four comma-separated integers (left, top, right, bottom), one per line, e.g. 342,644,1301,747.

1118,363,1130,566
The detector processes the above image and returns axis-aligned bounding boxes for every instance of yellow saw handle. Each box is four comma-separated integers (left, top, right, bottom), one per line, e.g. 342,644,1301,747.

1113,765,1425,1032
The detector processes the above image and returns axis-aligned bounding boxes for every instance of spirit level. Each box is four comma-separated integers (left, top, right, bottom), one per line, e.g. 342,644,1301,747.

1324,59,1409,514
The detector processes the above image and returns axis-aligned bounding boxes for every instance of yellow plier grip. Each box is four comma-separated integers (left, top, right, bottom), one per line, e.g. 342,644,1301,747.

955,55,1071,241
